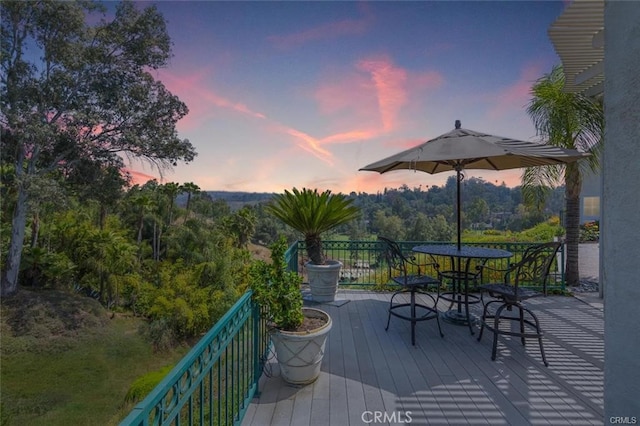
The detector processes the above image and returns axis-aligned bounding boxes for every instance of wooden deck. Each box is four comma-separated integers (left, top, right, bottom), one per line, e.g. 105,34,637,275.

242,290,604,425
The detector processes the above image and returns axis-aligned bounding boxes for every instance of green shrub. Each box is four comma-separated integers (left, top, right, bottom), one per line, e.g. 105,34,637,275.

464,220,564,244
249,236,304,331
140,318,177,351
580,221,599,242
124,364,174,403
520,221,563,242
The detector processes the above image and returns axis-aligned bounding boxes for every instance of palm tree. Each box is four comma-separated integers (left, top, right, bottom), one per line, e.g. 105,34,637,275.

181,182,200,221
525,65,604,287
266,188,360,265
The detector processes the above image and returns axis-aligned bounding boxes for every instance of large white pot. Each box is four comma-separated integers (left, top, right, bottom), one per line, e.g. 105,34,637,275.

305,260,342,302
271,307,332,385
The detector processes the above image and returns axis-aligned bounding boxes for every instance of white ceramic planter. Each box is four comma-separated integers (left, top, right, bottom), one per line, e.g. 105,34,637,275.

271,307,332,385
305,260,342,302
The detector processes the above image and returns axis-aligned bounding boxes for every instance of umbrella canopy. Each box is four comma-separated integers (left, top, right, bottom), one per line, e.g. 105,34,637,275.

360,120,590,249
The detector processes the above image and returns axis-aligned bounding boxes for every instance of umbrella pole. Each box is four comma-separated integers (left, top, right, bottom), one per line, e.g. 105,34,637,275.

456,167,462,251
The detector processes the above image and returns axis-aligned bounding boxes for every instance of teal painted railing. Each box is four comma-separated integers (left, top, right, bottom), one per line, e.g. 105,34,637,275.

120,291,269,426
290,240,565,291
121,239,564,426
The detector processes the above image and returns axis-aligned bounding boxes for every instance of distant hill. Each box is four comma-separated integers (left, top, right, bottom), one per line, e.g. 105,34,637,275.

206,191,274,202
177,191,274,210
207,191,274,210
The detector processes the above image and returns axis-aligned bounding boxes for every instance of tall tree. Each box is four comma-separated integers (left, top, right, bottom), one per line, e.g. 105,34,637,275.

223,206,256,248
525,65,603,286
181,182,200,221
0,1,196,296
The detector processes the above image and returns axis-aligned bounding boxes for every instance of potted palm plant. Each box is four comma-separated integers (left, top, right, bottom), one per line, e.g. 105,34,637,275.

250,236,332,385
265,188,360,302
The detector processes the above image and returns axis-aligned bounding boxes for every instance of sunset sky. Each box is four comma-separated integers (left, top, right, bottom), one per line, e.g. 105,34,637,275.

127,1,567,194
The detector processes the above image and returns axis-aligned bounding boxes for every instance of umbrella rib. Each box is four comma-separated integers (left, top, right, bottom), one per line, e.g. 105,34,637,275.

486,158,500,170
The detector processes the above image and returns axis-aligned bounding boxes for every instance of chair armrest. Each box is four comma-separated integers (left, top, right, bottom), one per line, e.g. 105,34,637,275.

476,263,513,283
404,255,441,276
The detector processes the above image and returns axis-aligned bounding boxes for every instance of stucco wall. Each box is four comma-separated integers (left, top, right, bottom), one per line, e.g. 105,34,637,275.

603,1,640,422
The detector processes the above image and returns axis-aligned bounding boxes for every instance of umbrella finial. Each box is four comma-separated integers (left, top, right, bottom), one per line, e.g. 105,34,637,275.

455,120,461,129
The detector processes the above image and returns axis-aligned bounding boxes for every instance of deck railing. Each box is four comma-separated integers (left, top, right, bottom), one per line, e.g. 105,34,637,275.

121,239,564,426
290,240,566,291
120,291,269,426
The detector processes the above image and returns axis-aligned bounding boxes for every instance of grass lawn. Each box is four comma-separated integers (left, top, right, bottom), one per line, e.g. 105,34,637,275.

1,289,189,426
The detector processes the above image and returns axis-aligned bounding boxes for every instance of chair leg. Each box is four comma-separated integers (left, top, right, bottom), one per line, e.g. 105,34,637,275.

477,299,496,342
385,292,397,332
525,306,549,367
464,287,475,335
410,290,416,346
425,289,444,339
435,306,444,338
491,304,508,361
538,336,549,367
386,287,444,344
518,305,526,346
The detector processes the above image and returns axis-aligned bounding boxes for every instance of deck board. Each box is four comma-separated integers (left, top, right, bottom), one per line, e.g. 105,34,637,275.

244,290,604,425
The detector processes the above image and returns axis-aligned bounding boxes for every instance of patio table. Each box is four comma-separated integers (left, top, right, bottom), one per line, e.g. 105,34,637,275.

412,245,513,335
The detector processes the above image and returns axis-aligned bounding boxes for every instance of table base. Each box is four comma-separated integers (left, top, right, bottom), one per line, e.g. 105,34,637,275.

442,310,479,326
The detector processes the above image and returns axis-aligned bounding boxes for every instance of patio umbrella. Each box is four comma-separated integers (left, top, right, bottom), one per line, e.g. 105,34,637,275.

360,120,590,250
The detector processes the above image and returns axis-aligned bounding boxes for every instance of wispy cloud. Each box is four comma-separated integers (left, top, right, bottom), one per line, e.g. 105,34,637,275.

124,169,158,186
293,56,443,165
488,62,545,119
283,128,334,164
156,69,267,130
278,126,379,165
382,137,425,151
357,57,408,132
410,70,444,91
268,5,373,50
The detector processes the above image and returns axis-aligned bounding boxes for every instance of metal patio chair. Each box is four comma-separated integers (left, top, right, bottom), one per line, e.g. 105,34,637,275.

477,241,562,366
379,237,444,346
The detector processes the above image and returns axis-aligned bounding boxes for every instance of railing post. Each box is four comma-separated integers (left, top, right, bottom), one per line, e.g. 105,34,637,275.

252,292,262,398
560,243,566,290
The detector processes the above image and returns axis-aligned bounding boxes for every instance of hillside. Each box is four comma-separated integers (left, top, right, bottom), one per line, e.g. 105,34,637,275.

0,289,188,425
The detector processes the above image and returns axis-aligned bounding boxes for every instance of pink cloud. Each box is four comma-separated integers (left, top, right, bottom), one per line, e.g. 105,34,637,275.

488,62,545,119
283,127,334,165
382,137,425,150
313,72,376,116
322,129,379,145
313,56,415,132
410,70,444,91
155,69,267,131
290,56,445,167
314,56,443,134
277,125,379,165
124,169,158,186
357,57,408,132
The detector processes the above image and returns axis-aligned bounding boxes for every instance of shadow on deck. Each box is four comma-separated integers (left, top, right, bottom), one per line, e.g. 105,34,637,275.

243,290,603,425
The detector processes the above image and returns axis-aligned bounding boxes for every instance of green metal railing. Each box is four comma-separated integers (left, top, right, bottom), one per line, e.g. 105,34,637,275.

121,239,564,426
120,291,269,426
290,240,565,291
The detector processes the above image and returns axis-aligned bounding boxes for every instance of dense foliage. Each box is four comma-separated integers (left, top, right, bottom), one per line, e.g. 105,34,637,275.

249,177,566,248
1,0,196,296
0,177,251,347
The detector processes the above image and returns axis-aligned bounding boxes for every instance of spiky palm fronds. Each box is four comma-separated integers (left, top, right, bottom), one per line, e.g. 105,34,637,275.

266,188,360,265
